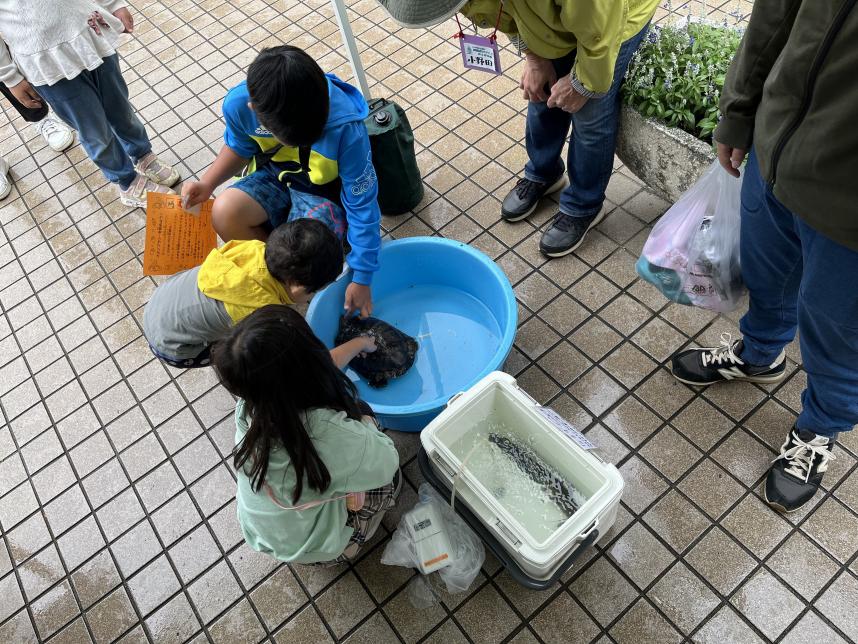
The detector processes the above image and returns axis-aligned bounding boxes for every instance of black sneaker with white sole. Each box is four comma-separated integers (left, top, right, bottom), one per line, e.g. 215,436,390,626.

765,428,835,512
671,334,787,386
539,210,606,257
501,174,568,222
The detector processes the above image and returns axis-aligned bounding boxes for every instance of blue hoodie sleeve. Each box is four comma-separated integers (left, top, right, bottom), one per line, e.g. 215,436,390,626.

337,122,381,285
222,87,258,160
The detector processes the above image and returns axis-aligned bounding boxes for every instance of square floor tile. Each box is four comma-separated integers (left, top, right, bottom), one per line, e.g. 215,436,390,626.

568,367,625,417
455,583,521,643
607,522,673,590
631,318,686,363
537,294,590,336
600,342,658,389
86,587,137,643
187,560,243,625
671,397,734,451
382,582,446,642
531,591,599,644
30,579,79,639
569,272,619,312
315,572,375,640
802,497,858,563
639,426,702,482
537,341,591,387
274,605,333,644
679,458,746,520
151,491,202,547
643,490,709,553
649,562,719,634
570,317,623,362
610,598,682,644
817,572,858,642
111,520,161,577
71,550,121,609
18,544,65,602
568,557,638,627
617,456,668,514
144,593,201,644
694,606,766,644
781,611,849,644
635,368,695,420
603,397,661,447
766,531,840,600
209,598,266,644
600,296,653,336
127,555,181,617
249,566,308,632
731,569,804,641
686,528,757,596
722,494,791,557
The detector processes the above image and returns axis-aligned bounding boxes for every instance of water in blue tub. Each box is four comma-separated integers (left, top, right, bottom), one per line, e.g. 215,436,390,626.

345,285,501,407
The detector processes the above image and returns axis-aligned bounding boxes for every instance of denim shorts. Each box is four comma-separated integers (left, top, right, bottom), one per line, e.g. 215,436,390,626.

233,169,347,239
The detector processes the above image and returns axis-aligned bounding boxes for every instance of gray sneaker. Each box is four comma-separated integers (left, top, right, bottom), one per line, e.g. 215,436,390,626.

501,174,568,222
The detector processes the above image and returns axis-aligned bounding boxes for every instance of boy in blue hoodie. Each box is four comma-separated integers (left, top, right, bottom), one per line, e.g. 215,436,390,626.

182,46,380,316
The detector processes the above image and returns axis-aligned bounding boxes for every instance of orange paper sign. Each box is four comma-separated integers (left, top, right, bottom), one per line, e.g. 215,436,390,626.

143,193,217,276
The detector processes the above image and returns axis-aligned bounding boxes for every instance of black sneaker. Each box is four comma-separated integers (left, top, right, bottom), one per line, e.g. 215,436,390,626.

671,334,787,386
501,174,568,222
765,428,835,512
539,210,606,257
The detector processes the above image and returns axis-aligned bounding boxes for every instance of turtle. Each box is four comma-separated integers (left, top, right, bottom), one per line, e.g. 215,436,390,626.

336,316,419,388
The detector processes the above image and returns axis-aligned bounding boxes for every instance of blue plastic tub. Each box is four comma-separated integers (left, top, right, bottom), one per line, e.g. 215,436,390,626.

306,237,517,432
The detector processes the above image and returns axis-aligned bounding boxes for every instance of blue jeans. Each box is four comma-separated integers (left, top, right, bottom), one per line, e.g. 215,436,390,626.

524,24,649,219
739,149,858,436
35,55,151,189
233,168,347,239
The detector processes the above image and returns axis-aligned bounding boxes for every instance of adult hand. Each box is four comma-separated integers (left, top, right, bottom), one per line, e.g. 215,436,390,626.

9,80,42,109
87,11,111,35
547,76,589,113
520,53,556,102
344,283,373,318
716,142,747,178
113,7,134,33
181,180,213,208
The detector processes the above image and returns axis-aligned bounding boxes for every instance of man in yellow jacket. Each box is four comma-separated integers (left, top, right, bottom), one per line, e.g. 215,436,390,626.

376,0,658,257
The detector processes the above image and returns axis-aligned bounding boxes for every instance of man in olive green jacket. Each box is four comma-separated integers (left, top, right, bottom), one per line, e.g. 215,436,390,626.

671,0,858,513
375,0,658,257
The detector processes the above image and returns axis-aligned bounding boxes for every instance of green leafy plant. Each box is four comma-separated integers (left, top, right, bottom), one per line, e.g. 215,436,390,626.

623,21,743,142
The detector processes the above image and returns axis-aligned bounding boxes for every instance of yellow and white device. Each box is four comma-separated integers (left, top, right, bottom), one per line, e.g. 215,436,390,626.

406,503,453,574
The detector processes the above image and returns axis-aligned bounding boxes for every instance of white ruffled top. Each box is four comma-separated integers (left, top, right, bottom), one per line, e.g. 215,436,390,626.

0,0,127,88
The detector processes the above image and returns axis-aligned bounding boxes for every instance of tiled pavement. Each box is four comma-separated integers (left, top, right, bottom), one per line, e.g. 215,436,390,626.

2,0,858,642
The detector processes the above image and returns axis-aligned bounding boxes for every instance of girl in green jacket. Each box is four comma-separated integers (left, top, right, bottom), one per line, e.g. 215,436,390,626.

211,305,401,564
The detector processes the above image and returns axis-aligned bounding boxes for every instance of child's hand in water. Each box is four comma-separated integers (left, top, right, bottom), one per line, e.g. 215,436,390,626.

358,336,377,357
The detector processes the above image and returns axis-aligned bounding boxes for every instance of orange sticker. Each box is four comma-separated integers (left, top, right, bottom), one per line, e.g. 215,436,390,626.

143,193,217,276
422,553,449,567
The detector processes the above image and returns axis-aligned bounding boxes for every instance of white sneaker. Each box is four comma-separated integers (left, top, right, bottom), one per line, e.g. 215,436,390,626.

119,173,176,208
136,152,181,187
36,115,75,152
0,155,11,200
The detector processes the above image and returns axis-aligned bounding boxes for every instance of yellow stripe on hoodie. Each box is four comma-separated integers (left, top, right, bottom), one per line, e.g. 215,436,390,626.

197,240,293,323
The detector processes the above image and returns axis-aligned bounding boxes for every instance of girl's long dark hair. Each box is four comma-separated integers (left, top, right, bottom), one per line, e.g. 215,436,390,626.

211,305,364,502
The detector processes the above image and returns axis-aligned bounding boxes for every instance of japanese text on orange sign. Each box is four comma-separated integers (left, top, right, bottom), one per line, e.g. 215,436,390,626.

143,193,217,276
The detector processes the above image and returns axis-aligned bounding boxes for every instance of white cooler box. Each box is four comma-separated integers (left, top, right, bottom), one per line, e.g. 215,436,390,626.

420,372,623,584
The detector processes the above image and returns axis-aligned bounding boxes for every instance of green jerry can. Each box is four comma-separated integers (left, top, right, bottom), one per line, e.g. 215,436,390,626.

365,98,424,215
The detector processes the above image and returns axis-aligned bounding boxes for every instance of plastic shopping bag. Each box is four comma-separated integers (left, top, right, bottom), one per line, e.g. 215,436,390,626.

381,483,484,606
636,160,746,312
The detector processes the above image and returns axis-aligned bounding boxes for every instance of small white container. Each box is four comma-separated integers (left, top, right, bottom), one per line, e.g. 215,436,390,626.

420,372,624,582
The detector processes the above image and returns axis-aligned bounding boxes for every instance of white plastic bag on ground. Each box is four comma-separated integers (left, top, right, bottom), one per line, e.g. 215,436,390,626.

381,483,484,604
636,160,746,312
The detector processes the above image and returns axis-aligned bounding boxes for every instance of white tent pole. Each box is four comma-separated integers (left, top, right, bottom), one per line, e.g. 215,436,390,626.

329,0,372,99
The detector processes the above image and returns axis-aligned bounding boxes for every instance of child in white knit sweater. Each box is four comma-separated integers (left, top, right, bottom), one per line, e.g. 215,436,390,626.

0,1,178,207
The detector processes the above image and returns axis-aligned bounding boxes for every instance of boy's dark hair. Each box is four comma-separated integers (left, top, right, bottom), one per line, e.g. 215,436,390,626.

265,219,343,293
247,45,329,147
212,305,365,501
